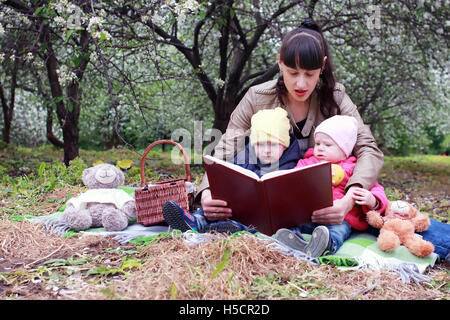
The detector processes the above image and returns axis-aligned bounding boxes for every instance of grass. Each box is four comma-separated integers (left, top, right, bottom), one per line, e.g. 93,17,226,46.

379,155,450,223
0,143,449,300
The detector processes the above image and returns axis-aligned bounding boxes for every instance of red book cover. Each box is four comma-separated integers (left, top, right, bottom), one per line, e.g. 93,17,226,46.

203,155,333,235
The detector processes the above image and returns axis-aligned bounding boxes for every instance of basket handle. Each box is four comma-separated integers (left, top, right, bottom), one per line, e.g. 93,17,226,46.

140,139,192,187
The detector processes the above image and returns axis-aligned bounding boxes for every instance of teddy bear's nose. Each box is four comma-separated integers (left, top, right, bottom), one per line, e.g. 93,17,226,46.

104,168,114,176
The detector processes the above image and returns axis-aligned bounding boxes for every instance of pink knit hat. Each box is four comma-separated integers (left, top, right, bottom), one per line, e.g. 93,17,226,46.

314,115,358,157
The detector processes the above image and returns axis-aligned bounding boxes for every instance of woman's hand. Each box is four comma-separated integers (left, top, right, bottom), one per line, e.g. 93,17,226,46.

201,189,232,221
311,186,357,225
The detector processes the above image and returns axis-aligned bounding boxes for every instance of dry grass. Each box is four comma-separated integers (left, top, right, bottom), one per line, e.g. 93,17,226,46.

0,217,119,269
75,234,448,300
1,219,447,300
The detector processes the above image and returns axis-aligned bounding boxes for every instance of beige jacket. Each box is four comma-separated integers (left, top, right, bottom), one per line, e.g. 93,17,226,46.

196,79,384,200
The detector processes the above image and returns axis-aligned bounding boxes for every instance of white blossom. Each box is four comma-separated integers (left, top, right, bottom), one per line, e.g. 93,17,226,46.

214,78,225,88
50,0,68,13
0,53,4,63
87,16,103,32
151,13,164,24
92,30,111,41
25,52,33,61
32,59,44,70
57,64,78,85
89,51,98,63
163,0,202,23
0,24,4,36
53,16,66,27
141,12,151,23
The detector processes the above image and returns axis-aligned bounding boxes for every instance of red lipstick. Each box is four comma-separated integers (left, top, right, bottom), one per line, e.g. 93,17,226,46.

295,89,307,97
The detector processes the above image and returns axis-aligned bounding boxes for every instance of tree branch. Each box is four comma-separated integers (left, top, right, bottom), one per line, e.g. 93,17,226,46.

230,0,302,93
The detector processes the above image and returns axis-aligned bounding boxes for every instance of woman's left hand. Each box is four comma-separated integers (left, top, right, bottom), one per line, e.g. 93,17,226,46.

311,187,357,225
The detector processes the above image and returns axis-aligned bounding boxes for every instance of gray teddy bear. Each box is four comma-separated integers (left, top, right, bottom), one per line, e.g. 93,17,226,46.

61,163,136,231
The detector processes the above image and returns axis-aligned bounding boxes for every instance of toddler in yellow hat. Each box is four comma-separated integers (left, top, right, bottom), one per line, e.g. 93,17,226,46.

234,107,301,177
248,107,291,165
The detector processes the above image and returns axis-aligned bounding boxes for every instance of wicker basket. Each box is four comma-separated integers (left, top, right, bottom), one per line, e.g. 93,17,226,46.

135,140,192,226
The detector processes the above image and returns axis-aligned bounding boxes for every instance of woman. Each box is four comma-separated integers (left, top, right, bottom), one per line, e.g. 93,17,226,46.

197,20,384,227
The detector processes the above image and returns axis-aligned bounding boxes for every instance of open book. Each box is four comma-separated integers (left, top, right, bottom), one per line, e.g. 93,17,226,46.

203,155,333,235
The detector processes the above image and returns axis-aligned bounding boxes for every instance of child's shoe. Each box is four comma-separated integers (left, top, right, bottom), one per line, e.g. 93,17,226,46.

304,226,330,257
162,200,201,232
275,228,308,251
162,200,245,234
275,226,330,258
205,220,247,234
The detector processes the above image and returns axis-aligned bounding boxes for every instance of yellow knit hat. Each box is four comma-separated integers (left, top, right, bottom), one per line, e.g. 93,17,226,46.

249,107,291,147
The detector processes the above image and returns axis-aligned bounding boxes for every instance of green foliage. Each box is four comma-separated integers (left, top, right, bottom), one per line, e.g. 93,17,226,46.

116,159,133,170
87,256,143,277
250,270,330,299
211,246,231,279
32,157,87,191
442,135,450,155
43,255,90,267
130,231,183,247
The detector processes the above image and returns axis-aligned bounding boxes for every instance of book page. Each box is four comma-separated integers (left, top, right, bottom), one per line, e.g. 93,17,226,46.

203,155,260,180
260,161,330,181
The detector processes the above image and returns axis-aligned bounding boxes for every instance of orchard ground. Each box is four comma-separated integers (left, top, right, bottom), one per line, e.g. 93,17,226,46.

0,144,448,300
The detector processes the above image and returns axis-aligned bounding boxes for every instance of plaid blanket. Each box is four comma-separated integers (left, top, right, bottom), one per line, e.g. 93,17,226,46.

317,233,438,284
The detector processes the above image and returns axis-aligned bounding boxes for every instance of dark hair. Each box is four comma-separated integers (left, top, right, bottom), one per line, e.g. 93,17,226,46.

276,20,340,118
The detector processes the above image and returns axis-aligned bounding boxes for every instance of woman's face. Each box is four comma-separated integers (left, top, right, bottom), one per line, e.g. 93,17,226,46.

278,56,326,105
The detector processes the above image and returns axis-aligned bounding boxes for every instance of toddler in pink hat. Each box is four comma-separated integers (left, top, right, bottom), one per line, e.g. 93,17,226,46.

275,115,388,258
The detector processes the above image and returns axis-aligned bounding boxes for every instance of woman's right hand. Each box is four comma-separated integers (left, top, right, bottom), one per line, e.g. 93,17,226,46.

201,188,232,221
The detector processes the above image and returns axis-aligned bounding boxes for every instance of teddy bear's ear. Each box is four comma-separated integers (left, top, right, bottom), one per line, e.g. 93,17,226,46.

408,203,418,218
81,167,93,186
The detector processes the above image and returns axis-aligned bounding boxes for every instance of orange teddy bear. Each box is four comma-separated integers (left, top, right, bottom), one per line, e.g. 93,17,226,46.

367,200,435,258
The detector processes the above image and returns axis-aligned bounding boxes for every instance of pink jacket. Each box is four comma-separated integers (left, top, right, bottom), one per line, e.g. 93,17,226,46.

296,148,387,231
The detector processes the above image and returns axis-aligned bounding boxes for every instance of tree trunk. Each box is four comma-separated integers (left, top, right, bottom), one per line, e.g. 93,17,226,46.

45,48,79,166
1,110,12,144
46,103,64,148
0,85,12,144
40,24,90,165
62,117,79,165
0,56,18,144
105,126,120,150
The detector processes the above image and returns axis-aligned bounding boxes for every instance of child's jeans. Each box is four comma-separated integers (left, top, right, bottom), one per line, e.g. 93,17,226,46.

290,221,352,254
420,218,450,260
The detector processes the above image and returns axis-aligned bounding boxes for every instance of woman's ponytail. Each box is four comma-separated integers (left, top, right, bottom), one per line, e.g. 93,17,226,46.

299,19,322,33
